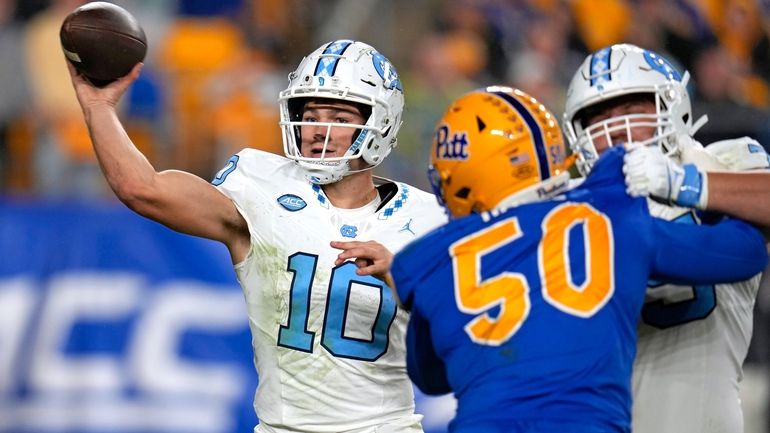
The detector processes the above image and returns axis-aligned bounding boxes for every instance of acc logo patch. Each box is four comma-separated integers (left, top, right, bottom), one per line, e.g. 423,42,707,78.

277,194,307,212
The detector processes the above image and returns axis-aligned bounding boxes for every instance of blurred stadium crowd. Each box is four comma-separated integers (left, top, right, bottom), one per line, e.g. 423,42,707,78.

2,0,770,430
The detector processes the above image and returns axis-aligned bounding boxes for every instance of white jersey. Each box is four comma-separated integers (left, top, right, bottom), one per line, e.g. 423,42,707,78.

632,201,761,433
215,149,447,433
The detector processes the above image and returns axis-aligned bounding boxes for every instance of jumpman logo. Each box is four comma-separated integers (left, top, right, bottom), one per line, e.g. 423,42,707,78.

399,219,416,235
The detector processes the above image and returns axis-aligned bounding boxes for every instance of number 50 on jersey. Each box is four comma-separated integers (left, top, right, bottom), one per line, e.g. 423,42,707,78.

452,202,614,346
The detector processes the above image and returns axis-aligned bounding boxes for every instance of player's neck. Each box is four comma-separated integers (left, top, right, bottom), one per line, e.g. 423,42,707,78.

322,171,377,209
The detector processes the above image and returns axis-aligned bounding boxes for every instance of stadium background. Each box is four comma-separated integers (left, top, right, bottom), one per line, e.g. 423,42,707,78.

1,0,769,432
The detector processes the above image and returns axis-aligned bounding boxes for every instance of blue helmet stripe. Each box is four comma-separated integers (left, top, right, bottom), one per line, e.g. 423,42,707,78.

642,50,683,81
314,40,354,77
491,91,550,181
590,47,612,87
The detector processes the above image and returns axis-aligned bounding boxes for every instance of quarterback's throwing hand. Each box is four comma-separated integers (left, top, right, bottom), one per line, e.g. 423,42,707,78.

66,61,142,113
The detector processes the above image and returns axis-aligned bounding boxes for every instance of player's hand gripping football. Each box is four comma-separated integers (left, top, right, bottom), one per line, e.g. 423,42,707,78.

66,61,142,113
331,240,393,283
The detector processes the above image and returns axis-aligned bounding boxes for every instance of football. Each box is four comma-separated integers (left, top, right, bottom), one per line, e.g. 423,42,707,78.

60,2,147,87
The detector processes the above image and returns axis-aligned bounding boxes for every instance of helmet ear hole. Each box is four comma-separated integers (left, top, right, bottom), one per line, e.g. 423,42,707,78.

455,187,471,199
288,98,306,121
359,105,372,123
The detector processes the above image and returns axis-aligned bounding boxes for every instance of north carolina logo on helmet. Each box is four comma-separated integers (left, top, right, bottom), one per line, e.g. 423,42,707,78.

372,52,403,92
434,125,470,160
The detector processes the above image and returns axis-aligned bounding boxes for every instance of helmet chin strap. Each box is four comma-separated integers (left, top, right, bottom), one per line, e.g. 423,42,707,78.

302,158,376,185
299,152,374,184
297,124,369,184
300,160,350,184
345,166,376,178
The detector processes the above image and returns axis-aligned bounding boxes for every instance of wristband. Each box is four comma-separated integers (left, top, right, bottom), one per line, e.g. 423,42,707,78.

676,164,703,208
696,171,709,210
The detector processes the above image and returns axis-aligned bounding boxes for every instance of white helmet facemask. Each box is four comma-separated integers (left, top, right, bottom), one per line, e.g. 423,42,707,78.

563,44,706,176
278,40,405,184
282,110,377,184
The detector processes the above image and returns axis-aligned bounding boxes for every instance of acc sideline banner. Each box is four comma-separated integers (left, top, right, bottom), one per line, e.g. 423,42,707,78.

0,200,454,433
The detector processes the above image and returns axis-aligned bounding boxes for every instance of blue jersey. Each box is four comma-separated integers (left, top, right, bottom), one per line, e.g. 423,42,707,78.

391,147,767,433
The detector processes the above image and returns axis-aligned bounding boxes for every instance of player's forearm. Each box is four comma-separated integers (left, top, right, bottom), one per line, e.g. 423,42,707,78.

652,217,768,284
706,171,770,227
84,104,158,202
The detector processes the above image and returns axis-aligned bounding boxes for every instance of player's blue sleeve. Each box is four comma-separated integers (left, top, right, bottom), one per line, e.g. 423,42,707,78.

391,250,416,310
391,229,448,309
406,308,451,395
650,217,768,284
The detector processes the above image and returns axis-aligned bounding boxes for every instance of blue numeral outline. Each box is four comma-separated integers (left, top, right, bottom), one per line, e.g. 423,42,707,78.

641,212,717,328
641,283,716,329
278,252,398,361
277,253,317,352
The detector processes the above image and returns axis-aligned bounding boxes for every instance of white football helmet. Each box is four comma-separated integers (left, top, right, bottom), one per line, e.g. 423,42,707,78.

563,44,703,175
279,40,405,184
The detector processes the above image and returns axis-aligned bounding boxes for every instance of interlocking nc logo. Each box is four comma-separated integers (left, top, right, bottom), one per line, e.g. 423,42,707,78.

434,125,470,160
372,52,403,91
340,224,358,238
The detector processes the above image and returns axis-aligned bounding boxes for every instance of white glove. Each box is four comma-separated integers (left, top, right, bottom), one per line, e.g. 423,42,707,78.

705,137,770,170
676,133,727,170
623,144,708,209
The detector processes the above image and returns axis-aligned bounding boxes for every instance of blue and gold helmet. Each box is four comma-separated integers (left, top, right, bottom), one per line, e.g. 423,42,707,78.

429,86,571,218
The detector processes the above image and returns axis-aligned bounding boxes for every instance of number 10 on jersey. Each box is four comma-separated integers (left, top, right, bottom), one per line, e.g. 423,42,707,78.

277,252,398,361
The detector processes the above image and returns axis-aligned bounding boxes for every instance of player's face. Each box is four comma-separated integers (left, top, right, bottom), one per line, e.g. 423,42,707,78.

299,100,367,164
582,96,657,154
